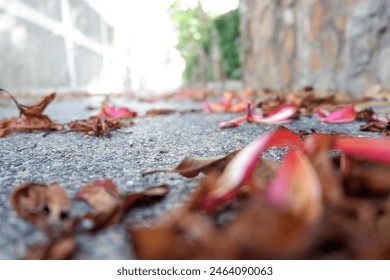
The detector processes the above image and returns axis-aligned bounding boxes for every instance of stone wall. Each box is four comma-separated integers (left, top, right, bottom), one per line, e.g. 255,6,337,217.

240,0,390,97
0,0,130,93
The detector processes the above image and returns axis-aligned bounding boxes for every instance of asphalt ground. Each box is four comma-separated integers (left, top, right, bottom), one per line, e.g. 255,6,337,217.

0,96,380,259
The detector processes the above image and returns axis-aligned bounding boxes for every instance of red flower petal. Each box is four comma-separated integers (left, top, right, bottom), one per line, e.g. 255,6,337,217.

316,105,355,123
249,104,297,124
218,116,247,129
202,127,304,211
267,150,322,222
334,137,390,165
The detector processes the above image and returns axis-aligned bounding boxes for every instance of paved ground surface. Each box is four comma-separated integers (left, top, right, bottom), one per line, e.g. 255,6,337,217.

0,95,381,259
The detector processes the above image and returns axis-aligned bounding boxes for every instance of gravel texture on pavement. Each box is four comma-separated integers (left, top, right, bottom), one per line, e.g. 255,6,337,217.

0,96,380,259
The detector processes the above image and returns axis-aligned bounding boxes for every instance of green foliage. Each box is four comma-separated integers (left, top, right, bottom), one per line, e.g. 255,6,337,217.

213,10,241,79
170,1,241,83
169,1,212,82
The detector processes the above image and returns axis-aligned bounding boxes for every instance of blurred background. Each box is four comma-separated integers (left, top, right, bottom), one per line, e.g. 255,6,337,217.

0,0,389,98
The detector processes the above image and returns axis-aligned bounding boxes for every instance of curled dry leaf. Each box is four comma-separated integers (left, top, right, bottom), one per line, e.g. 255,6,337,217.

76,179,168,231
130,210,221,259
11,182,74,237
98,102,137,119
356,108,376,122
360,121,390,135
142,150,239,178
0,92,63,137
10,182,77,260
67,116,131,137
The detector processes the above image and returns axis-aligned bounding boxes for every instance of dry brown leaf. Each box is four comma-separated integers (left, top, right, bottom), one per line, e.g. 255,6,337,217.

130,196,317,259
223,198,318,259
145,109,176,116
259,94,286,116
10,182,78,259
0,92,63,137
11,182,74,237
360,121,390,135
14,92,56,121
130,210,222,259
142,150,239,178
306,135,344,205
67,116,131,137
76,179,168,231
341,156,390,196
356,108,376,122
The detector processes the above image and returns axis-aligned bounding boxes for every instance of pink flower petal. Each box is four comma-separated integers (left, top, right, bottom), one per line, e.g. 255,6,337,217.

99,104,137,119
221,92,234,106
249,104,298,124
218,116,247,129
202,102,212,113
267,150,322,222
334,137,390,165
202,127,304,211
317,105,355,123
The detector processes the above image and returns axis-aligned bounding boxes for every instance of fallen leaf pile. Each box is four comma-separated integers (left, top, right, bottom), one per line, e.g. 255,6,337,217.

136,127,390,259
201,87,390,131
4,87,390,259
0,91,204,138
0,92,139,138
10,180,168,259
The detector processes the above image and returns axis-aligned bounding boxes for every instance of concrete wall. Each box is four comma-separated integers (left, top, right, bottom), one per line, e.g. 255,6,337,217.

0,0,130,93
240,0,390,97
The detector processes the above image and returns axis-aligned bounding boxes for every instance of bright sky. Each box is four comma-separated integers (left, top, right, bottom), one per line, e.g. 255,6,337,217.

87,0,239,93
